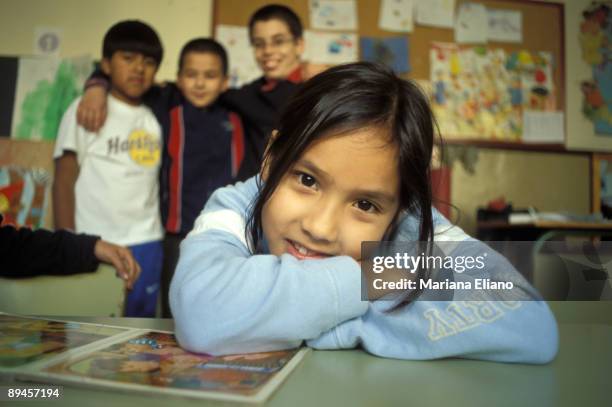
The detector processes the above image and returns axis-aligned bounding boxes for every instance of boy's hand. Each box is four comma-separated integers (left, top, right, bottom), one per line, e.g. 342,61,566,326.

77,86,108,132
94,240,141,290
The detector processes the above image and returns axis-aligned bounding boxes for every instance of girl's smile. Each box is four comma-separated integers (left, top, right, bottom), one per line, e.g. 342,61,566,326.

285,239,331,260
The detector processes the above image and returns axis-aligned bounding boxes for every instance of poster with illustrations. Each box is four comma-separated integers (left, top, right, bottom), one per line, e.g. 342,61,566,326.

430,43,555,141
10,55,92,141
579,2,612,135
0,166,51,228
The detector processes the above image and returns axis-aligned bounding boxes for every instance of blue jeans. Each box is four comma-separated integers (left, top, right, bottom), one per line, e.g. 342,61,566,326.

125,240,163,317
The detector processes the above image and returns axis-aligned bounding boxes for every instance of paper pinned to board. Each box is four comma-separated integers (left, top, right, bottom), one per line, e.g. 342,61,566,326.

215,25,259,87
309,0,358,31
487,9,522,43
34,27,62,56
379,0,414,33
455,2,488,44
522,111,565,143
303,30,358,64
361,36,410,73
415,0,455,28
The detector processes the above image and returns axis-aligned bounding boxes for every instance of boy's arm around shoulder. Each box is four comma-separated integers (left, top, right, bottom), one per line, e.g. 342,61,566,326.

308,215,559,364
78,66,169,132
170,179,369,356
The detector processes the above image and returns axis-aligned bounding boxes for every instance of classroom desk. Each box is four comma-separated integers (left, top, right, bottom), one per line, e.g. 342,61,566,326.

476,220,612,286
476,220,612,241
2,303,611,407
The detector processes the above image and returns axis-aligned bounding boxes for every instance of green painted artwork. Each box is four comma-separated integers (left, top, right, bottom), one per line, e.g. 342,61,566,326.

11,56,92,141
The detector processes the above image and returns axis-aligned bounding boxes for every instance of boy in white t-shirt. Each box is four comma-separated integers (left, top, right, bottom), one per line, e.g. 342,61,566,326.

53,20,164,317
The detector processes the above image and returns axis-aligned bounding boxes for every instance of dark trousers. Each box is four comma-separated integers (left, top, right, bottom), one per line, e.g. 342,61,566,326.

161,232,185,318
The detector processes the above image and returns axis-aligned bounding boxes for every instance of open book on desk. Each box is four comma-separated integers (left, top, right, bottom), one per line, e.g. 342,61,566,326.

0,313,308,403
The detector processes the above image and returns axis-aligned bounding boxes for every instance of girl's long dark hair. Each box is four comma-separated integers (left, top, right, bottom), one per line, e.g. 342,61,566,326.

247,62,436,301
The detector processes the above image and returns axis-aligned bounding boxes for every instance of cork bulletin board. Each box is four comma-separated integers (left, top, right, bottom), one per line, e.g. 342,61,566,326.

213,0,565,145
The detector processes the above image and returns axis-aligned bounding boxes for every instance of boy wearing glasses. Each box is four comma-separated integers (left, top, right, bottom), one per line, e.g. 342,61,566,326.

222,4,310,179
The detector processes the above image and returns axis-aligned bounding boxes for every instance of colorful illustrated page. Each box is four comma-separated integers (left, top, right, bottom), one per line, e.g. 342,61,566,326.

0,315,128,367
44,332,300,396
430,43,555,141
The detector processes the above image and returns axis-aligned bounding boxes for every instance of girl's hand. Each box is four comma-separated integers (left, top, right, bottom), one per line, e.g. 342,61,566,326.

93,240,141,290
77,86,108,132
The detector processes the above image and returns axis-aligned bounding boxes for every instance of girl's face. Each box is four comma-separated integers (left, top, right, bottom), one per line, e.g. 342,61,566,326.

262,128,400,261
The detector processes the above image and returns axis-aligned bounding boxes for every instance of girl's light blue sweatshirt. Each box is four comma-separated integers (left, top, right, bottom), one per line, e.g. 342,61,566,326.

170,177,558,364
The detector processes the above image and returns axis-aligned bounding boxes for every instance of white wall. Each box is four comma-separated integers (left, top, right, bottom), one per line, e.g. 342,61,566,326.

0,0,213,81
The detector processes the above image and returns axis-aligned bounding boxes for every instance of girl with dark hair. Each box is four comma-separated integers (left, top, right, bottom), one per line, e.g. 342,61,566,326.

170,63,558,364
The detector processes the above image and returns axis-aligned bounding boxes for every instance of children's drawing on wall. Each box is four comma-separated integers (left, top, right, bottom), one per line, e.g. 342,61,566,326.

360,36,410,74
303,31,358,65
430,43,555,141
378,0,414,33
309,0,358,31
11,55,92,141
579,2,612,136
415,0,455,28
0,166,50,228
487,9,522,43
454,2,488,44
215,25,260,88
